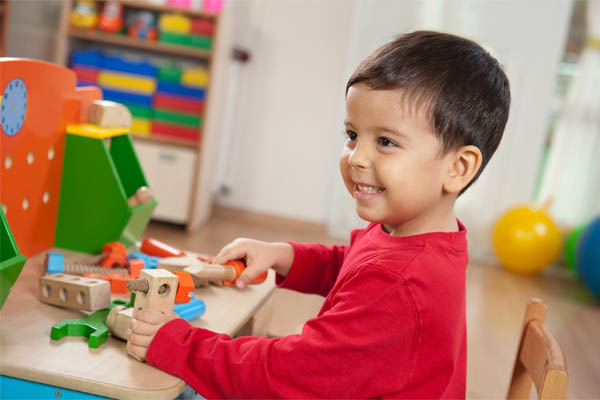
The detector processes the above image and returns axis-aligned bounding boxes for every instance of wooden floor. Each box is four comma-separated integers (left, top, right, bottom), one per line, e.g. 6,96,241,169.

144,207,600,399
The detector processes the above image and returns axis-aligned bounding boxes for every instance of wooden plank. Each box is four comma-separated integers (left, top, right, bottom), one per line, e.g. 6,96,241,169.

69,28,212,60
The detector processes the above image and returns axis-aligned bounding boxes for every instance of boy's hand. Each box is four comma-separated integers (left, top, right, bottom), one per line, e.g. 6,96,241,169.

126,309,177,361
213,239,294,289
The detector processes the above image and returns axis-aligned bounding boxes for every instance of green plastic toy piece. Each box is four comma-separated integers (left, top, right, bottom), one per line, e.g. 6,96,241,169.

55,133,157,253
51,295,135,348
51,308,111,348
0,208,27,310
154,108,202,128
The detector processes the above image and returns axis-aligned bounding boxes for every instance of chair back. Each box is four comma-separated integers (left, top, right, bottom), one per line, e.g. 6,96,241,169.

507,298,568,399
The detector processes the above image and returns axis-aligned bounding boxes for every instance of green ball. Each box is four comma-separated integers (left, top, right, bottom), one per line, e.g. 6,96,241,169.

564,223,587,275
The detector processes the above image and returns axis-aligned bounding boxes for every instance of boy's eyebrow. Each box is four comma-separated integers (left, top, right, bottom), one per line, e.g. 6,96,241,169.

375,126,411,141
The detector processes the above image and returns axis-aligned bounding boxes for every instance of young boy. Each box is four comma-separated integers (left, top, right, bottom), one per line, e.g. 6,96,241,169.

127,30,510,398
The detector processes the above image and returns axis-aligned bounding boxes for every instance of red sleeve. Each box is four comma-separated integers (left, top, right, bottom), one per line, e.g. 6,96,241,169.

146,265,419,399
276,242,348,297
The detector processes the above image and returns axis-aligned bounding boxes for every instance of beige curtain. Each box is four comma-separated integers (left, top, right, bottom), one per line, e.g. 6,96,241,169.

539,0,600,227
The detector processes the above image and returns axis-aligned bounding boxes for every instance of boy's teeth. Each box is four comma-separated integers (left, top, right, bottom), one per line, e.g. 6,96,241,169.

357,184,383,194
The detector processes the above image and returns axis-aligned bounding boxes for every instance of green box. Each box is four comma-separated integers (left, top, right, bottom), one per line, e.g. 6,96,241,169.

159,31,213,50
153,108,202,128
55,133,157,254
158,64,183,83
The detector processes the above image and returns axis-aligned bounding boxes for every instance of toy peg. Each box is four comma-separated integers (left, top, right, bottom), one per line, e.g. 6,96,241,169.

39,273,111,312
127,186,153,208
140,238,186,258
88,100,133,129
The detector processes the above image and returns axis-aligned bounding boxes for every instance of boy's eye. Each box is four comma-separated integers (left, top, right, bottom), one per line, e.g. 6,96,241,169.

378,137,397,147
344,130,358,142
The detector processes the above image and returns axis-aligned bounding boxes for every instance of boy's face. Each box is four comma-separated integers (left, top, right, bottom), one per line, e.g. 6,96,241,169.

340,84,453,232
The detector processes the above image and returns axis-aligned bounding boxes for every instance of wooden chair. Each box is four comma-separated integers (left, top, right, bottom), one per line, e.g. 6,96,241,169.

507,298,568,399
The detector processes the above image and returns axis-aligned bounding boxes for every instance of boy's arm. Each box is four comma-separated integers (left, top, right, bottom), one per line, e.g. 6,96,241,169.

279,242,349,297
145,266,419,399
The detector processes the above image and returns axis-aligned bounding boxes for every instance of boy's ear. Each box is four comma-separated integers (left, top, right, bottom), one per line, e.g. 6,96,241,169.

443,145,482,194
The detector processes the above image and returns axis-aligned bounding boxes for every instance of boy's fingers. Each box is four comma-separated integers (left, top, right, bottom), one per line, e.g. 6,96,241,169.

134,308,168,325
127,343,147,361
129,318,159,336
214,241,248,265
127,331,154,348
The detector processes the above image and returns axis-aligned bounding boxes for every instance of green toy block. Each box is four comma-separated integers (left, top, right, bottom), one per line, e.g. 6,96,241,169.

55,133,157,254
153,108,202,128
50,296,135,348
123,103,154,119
159,32,212,50
158,64,183,83
0,208,27,310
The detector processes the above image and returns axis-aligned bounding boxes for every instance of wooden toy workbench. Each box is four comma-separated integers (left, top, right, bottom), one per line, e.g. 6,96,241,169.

0,250,276,399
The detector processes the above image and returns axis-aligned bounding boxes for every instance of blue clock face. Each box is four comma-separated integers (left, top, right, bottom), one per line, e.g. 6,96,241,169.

1,78,28,136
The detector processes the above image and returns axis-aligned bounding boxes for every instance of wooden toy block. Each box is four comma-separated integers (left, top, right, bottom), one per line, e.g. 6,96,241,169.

172,271,194,303
127,269,178,315
39,273,111,312
88,100,133,129
127,186,153,208
105,305,134,340
126,269,178,360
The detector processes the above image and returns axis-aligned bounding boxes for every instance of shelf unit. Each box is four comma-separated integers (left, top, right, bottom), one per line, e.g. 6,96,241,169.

0,0,9,57
54,0,233,229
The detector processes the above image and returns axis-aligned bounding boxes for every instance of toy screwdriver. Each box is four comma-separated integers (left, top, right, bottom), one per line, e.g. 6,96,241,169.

184,259,268,286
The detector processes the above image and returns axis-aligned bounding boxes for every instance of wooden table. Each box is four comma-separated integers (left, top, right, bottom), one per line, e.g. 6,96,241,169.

0,250,276,399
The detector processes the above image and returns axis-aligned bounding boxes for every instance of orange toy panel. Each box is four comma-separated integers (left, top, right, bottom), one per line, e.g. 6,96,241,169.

0,59,102,257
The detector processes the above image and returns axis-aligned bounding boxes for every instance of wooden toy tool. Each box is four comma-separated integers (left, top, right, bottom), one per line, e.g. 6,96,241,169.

184,259,268,286
126,269,178,360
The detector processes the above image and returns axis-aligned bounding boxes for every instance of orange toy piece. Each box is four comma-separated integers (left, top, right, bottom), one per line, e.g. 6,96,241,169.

141,238,186,258
0,59,102,257
103,241,127,258
101,252,126,269
101,241,128,268
172,271,194,304
107,272,132,293
222,260,268,286
128,259,145,278
82,271,133,294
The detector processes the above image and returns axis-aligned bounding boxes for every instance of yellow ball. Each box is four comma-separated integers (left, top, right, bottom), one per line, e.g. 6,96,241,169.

492,206,562,275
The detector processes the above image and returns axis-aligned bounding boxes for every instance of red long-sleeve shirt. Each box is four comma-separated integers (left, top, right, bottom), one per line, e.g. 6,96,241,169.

147,222,468,399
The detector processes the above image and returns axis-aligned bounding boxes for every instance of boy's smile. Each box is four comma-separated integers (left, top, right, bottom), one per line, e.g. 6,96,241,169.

340,84,460,236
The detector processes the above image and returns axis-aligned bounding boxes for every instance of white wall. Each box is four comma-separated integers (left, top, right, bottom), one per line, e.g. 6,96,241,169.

213,0,355,222
325,0,573,262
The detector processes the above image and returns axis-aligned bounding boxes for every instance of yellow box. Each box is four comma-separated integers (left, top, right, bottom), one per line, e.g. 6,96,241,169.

131,118,151,136
159,14,191,34
98,71,157,95
182,67,209,88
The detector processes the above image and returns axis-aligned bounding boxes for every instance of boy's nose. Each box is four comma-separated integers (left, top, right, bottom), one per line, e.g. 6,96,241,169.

348,144,370,169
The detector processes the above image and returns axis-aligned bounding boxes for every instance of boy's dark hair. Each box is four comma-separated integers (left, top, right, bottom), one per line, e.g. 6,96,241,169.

347,30,510,193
